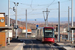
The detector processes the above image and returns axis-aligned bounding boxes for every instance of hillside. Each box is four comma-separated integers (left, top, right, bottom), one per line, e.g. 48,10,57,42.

5,16,36,29
5,16,75,29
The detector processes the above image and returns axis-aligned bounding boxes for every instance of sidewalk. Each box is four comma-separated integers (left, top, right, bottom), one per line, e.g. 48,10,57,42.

55,40,75,50
0,43,23,50
0,39,24,50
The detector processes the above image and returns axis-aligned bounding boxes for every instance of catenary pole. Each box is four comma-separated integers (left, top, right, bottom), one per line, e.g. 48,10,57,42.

43,8,50,27
15,3,17,38
14,2,19,38
58,1,60,42
8,0,10,45
71,0,74,44
68,6,70,40
46,8,48,27
26,9,27,38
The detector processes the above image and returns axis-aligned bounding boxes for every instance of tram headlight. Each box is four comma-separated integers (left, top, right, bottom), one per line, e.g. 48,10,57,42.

52,39,53,41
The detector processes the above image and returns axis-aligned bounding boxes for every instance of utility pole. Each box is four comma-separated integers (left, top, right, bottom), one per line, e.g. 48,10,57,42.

26,9,27,38
46,8,48,26
68,6,70,40
8,0,10,45
43,8,50,27
58,1,60,42
71,0,74,44
13,2,19,38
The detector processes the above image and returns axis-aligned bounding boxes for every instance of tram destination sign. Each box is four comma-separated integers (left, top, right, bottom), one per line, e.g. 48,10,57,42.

45,28,52,32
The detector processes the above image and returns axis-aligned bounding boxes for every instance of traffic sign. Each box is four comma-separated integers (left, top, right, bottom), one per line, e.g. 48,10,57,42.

36,25,39,28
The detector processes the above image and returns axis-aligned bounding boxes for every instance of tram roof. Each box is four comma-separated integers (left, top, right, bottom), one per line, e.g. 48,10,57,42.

44,27,54,29
37,27,54,29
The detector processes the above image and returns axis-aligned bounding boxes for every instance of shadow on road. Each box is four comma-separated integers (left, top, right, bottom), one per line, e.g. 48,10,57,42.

10,38,23,43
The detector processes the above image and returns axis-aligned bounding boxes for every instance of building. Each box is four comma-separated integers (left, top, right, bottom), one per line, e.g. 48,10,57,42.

18,27,32,37
0,13,12,47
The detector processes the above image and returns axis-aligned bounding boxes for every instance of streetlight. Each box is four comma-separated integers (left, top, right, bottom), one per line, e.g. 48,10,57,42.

13,2,19,38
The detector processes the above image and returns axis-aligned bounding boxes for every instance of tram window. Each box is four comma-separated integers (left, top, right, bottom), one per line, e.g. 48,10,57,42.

45,30,52,32
45,28,52,32
44,32,53,37
37,30,39,35
44,28,53,38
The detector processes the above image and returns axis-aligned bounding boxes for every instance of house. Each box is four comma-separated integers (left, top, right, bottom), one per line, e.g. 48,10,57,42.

18,27,32,37
0,13,12,47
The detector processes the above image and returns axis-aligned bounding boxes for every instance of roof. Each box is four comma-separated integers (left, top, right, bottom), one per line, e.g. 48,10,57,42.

0,27,12,30
70,27,75,30
28,29,31,32
19,27,26,29
44,27,54,29
0,13,5,17
0,13,5,14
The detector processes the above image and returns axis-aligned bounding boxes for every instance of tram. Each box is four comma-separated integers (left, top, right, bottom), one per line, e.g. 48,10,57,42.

36,27,55,43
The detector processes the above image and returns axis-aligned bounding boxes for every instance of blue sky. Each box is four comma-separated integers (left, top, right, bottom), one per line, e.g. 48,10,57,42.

0,0,75,22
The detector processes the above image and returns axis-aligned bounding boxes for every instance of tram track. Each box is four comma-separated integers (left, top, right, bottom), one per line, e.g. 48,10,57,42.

48,43,66,50
23,39,66,50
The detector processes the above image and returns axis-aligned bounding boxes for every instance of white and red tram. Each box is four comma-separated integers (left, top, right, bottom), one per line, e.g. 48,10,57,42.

36,27,55,43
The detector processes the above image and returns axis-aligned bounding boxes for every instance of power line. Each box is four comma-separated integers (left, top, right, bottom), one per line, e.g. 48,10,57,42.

47,0,55,7
20,3,30,6
20,0,70,11
30,0,33,8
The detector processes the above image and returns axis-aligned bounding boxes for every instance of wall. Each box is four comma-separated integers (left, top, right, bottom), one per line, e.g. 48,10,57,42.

0,32,6,47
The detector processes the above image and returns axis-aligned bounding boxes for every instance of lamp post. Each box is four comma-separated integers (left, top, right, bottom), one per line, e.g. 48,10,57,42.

13,2,19,38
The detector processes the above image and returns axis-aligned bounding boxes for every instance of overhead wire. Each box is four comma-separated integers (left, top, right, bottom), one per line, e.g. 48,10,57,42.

10,0,71,18
30,0,33,8
47,0,55,8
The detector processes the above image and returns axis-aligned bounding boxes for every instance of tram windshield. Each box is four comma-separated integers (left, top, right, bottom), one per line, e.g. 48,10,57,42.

44,28,54,38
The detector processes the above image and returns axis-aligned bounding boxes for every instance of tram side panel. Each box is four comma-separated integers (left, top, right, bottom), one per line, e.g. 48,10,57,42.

36,28,43,41
38,29,42,40
36,29,39,40
40,29,43,41
41,29,44,42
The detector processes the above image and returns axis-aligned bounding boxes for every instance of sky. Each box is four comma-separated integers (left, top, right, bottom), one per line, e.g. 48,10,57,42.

0,0,75,22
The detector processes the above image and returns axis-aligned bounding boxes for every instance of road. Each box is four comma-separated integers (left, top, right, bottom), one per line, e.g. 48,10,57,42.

21,38,65,50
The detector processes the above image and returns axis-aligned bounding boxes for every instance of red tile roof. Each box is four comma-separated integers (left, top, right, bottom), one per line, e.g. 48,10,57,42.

19,27,26,29
27,29,31,32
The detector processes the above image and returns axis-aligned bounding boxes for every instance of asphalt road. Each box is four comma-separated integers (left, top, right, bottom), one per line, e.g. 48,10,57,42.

22,39,66,50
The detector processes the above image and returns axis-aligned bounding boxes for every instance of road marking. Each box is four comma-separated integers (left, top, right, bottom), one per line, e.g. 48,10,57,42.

13,43,21,50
